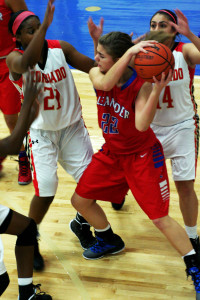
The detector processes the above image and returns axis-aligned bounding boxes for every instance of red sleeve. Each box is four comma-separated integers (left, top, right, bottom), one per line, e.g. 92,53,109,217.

47,40,61,49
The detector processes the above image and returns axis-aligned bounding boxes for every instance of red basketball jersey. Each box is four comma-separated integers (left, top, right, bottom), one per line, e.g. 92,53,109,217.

0,0,15,57
96,69,157,154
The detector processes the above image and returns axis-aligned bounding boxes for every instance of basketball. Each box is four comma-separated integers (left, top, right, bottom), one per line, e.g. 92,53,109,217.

134,42,175,83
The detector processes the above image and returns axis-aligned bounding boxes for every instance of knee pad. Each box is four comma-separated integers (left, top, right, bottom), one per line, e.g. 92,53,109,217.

0,272,10,296
16,219,37,247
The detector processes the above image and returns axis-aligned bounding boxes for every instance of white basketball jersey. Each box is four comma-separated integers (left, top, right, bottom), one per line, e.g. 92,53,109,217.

12,40,82,130
152,42,196,126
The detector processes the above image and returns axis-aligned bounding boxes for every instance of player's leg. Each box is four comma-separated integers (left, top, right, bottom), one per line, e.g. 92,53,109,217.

59,120,96,249
1,72,31,184
71,192,125,260
28,128,58,271
0,207,52,299
71,147,128,259
128,141,200,295
152,121,200,256
0,233,9,296
152,215,200,295
170,121,200,257
175,181,199,249
111,197,126,210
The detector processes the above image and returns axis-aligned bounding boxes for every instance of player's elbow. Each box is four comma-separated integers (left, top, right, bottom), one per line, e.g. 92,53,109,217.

135,119,149,132
93,82,113,91
136,124,149,132
102,84,113,91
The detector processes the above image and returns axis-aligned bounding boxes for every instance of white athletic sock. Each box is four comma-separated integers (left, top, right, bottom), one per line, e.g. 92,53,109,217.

182,249,196,259
185,225,198,239
95,224,111,232
18,278,33,286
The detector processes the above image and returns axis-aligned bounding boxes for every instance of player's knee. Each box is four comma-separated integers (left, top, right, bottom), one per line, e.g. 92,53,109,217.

71,192,94,212
16,219,37,247
71,192,78,208
0,272,10,296
152,218,165,231
152,216,169,231
71,192,86,210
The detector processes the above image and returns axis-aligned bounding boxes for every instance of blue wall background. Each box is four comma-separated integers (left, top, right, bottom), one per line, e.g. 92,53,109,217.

26,0,200,75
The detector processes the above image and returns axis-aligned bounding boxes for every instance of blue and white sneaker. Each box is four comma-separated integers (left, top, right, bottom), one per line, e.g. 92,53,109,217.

69,216,96,250
187,266,200,299
83,233,125,260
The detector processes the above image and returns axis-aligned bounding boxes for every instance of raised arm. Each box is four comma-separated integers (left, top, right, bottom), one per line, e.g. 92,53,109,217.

6,0,55,78
5,0,28,11
88,17,104,56
0,71,40,156
171,9,200,66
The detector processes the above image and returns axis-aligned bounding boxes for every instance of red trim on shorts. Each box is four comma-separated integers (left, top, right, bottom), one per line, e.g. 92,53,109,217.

28,131,40,196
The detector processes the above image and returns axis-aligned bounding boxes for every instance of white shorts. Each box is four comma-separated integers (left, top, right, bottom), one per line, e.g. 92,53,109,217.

0,237,6,275
29,119,94,197
151,119,197,181
0,205,10,227
0,205,9,276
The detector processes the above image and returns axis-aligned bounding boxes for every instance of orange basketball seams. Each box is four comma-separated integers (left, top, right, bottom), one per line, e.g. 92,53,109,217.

134,43,175,83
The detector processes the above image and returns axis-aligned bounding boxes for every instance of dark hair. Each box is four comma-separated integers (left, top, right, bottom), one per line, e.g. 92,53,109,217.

150,9,179,38
98,32,133,60
8,10,39,36
150,9,177,24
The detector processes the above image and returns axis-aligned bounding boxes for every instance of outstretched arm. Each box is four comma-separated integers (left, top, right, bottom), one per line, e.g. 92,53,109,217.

59,41,95,73
6,0,55,78
171,9,200,66
0,71,40,156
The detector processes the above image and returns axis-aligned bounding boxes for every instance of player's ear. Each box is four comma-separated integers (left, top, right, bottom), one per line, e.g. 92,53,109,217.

15,33,21,43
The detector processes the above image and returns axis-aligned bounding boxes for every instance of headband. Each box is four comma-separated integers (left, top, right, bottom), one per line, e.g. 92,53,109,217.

158,10,177,24
12,11,36,35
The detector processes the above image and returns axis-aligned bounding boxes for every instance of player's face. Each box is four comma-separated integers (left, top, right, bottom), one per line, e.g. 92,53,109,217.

95,44,115,73
150,14,175,35
16,17,41,49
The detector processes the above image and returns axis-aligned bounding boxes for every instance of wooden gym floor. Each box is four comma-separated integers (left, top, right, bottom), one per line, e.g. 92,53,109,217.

0,73,200,300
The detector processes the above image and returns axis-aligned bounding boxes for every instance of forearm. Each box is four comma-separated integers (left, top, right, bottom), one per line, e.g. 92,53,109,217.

6,0,28,11
0,103,32,155
20,25,48,71
93,39,98,56
187,31,200,52
136,88,161,131
99,50,133,91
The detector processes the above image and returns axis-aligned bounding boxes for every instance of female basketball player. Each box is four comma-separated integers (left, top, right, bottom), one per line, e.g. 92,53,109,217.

70,31,200,295
0,0,32,185
0,71,52,299
6,0,96,271
149,9,200,258
89,10,200,259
